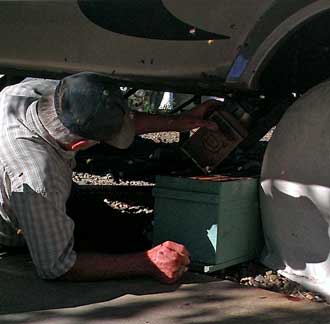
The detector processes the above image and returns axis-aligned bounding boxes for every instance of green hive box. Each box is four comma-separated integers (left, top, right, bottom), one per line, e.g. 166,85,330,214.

152,175,263,272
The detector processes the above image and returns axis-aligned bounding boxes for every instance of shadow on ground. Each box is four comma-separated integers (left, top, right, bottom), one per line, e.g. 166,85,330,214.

0,252,193,315
1,253,330,324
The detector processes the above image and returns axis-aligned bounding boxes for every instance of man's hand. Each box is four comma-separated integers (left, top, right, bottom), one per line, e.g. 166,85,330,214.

184,99,221,119
146,241,191,284
182,99,221,131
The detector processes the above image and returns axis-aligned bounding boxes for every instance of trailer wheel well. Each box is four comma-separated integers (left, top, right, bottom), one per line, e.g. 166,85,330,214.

259,10,330,97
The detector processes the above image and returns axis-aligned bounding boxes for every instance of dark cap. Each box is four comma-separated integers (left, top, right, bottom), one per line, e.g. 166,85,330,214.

54,72,135,148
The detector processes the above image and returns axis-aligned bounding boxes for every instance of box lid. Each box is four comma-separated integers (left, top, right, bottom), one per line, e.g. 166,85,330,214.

155,175,258,195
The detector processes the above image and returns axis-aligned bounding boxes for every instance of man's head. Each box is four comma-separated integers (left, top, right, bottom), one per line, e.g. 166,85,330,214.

38,72,135,150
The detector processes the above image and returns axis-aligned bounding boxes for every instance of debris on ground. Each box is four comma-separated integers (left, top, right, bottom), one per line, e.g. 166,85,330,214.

104,199,153,215
73,172,153,186
141,131,180,143
215,261,326,303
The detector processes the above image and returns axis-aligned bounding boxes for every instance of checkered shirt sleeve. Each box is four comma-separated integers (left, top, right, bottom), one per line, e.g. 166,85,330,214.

11,186,77,279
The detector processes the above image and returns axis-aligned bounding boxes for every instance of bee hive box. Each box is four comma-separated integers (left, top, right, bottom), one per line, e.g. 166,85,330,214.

152,175,263,272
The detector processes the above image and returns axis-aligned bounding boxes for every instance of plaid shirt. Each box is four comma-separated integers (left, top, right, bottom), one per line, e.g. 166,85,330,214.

0,78,77,279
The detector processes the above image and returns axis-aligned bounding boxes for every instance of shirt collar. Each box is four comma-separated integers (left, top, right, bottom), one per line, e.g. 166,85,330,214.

27,100,76,161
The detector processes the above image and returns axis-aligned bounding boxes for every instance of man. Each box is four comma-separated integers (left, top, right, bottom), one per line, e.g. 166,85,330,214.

0,72,218,283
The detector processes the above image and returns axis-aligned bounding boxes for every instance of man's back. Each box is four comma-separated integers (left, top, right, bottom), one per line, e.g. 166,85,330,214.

0,79,77,279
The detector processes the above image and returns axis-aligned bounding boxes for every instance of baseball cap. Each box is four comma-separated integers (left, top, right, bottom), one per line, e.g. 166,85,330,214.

54,72,135,149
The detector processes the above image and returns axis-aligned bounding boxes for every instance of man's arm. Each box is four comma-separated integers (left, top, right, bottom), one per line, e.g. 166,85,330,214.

14,188,190,283
134,100,219,135
60,241,190,284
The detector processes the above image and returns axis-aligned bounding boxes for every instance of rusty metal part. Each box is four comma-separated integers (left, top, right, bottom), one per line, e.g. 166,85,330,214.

240,96,295,150
181,110,248,173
